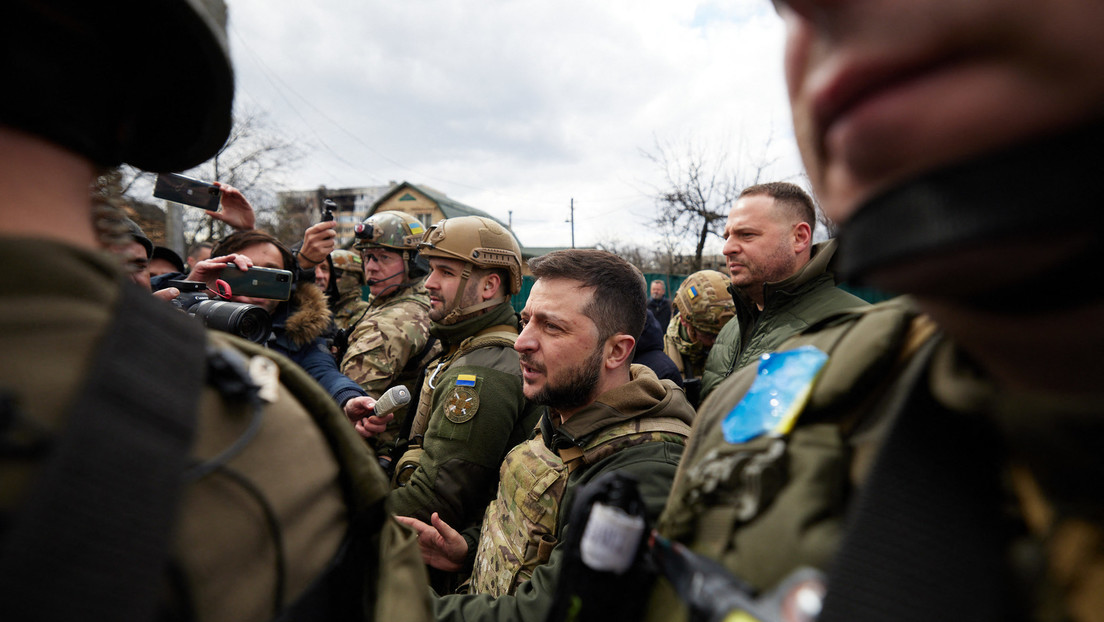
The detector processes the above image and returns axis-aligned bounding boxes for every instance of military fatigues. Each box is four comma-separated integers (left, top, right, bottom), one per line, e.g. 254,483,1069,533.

341,281,436,454
332,288,370,332
0,239,432,622
700,239,868,400
390,303,541,531
664,318,709,379
433,365,694,622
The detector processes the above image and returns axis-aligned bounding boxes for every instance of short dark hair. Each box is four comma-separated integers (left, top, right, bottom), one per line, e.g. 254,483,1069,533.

528,249,646,341
739,181,816,230
211,230,295,272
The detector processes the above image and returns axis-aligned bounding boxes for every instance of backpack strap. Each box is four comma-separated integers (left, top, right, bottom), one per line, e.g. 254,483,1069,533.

0,282,207,622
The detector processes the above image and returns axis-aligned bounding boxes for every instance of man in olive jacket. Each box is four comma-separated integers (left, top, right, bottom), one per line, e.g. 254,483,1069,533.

397,249,693,622
700,182,867,400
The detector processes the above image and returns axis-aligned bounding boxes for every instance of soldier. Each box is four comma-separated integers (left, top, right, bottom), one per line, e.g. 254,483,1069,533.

649,1,1104,621
341,211,438,461
0,1,430,621
662,269,735,404
330,249,370,331
396,249,694,621
359,216,542,533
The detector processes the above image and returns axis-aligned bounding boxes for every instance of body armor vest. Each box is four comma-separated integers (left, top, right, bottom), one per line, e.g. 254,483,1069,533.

469,416,690,596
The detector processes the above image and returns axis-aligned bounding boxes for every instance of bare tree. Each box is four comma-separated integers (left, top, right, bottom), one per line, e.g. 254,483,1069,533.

642,134,775,272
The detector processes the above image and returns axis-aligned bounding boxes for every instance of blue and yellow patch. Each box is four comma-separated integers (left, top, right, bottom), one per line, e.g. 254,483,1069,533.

722,345,828,444
408,221,425,236
455,374,477,387
687,285,700,300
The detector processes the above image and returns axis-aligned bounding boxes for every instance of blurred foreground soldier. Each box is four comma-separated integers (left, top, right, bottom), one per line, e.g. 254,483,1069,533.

0,2,430,621
397,249,693,621
331,248,370,331
648,1,1104,621
366,216,540,532
341,211,438,459
699,181,867,401
663,269,735,405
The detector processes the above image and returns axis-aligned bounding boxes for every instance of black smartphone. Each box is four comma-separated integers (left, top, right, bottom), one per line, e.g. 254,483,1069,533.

153,173,221,211
220,265,293,300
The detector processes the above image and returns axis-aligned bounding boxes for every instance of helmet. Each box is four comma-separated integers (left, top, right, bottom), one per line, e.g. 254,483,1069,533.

353,211,426,252
673,270,735,336
353,211,429,279
417,216,523,294
417,216,523,324
4,0,233,172
331,249,363,274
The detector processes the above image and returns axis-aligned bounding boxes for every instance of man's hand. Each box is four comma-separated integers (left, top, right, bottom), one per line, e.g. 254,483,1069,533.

152,286,180,303
185,253,253,288
207,182,255,231
343,396,395,439
394,513,468,572
298,221,337,269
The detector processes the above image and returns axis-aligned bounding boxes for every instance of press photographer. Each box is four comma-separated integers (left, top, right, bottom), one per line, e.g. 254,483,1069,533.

169,279,271,344
188,230,369,408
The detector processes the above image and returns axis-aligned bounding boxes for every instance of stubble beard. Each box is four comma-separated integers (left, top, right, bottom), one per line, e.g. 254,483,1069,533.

524,343,603,412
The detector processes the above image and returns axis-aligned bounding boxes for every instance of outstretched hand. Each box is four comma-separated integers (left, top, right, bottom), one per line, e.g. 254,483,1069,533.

394,512,468,572
343,396,394,439
207,182,256,231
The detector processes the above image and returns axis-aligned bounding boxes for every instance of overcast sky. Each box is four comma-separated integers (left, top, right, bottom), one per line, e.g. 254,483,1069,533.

225,0,804,252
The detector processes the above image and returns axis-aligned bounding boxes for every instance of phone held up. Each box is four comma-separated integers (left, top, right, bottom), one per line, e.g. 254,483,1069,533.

153,173,221,211
220,265,294,301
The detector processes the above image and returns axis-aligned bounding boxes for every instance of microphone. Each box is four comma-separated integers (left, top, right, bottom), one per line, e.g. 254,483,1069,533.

372,385,411,418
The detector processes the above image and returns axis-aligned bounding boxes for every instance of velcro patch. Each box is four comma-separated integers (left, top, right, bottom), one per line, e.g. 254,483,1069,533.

445,385,480,424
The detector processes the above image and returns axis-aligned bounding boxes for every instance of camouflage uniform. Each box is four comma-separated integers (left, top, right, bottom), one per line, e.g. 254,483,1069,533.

432,365,694,622
340,281,435,453
331,249,369,331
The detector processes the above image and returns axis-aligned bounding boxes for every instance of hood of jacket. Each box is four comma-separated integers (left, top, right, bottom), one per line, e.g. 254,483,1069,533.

540,365,695,452
274,281,332,348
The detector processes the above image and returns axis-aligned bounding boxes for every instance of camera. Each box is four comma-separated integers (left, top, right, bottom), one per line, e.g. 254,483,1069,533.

322,198,336,222
169,281,272,344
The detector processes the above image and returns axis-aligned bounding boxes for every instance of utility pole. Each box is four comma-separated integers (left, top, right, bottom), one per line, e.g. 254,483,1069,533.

566,198,575,248
508,210,513,229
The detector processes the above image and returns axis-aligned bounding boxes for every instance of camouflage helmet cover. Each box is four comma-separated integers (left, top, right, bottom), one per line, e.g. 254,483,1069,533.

417,216,523,295
353,211,427,252
673,270,735,335
331,249,364,277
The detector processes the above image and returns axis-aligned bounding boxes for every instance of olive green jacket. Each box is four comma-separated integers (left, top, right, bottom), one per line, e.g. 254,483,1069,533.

433,365,694,622
700,239,868,400
389,303,541,530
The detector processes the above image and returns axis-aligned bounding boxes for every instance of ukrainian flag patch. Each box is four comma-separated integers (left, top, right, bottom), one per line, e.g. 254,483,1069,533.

408,221,425,235
456,374,477,387
688,285,700,299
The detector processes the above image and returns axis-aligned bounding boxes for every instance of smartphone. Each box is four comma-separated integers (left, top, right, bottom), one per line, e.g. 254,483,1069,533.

220,265,293,301
153,173,221,211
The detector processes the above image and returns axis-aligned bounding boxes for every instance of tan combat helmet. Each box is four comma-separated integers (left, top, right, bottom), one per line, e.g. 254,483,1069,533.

353,211,429,279
331,249,364,279
417,216,523,324
673,270,735,339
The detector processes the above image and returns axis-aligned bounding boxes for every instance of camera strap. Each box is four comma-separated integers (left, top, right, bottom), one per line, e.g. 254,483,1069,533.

0,281,206,621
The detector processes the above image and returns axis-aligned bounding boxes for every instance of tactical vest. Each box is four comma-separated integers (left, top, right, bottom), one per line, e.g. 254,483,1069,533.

391,324,518,488
470,415,691,596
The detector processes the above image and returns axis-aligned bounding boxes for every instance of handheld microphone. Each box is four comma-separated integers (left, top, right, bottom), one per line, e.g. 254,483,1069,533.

372,385,411,418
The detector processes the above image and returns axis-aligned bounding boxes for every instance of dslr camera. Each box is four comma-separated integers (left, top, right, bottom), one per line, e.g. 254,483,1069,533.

169,280,272,344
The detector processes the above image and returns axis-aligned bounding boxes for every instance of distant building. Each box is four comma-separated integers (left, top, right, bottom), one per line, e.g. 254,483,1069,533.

277,184,393,247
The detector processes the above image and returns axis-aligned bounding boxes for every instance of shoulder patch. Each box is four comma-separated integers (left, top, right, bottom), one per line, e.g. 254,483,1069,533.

445,384,480,424
722,345,828,444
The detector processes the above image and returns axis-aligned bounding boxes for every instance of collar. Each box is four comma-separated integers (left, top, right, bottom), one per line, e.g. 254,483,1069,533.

729,239,840,316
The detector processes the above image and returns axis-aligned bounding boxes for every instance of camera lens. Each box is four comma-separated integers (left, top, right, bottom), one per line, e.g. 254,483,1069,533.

190,299,272,344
